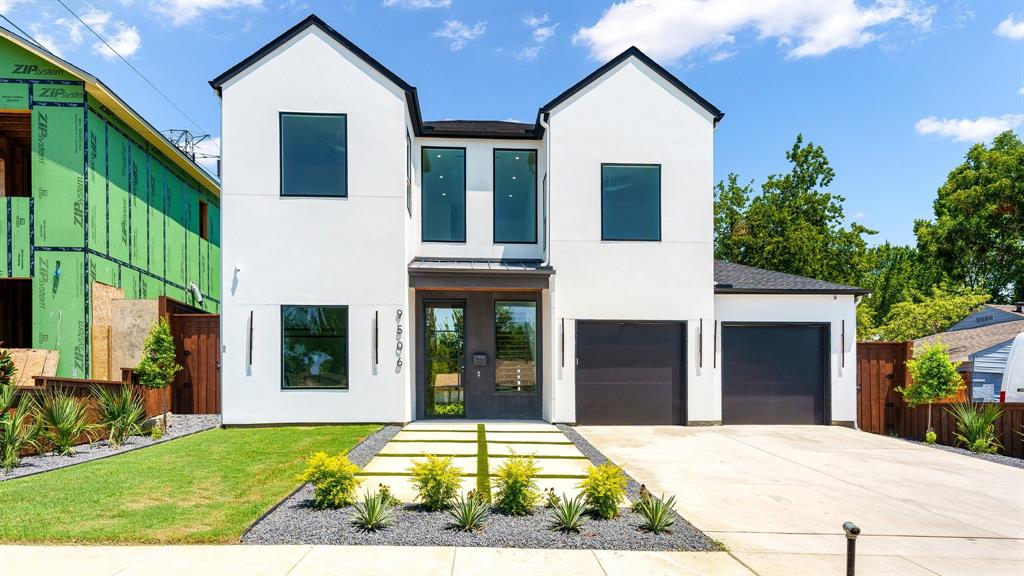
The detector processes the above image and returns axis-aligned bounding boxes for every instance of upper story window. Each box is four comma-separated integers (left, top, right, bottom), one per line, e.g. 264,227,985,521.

601,164,661,241
280,112,347,197
422,147,466,242
493,149,537,244
199,200,209,240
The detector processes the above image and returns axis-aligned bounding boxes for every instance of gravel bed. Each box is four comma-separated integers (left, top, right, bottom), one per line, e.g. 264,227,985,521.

345,425,402,467
0,414,221,481
903,438,1024,469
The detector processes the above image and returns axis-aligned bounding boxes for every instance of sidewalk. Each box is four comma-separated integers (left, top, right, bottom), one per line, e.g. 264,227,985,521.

0,545,753,576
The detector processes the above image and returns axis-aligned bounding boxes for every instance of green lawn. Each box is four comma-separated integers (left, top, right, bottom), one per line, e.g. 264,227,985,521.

0,424,379,543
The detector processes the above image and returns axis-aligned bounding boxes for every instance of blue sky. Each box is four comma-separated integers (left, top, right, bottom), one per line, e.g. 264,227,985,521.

3,0,1022,246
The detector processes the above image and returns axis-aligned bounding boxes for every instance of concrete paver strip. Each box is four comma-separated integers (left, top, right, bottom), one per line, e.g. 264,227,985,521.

393,430,478,442
288,545,456,576
489,455,590,477
487,442,584,458
380,441,478,455
360,455,477,475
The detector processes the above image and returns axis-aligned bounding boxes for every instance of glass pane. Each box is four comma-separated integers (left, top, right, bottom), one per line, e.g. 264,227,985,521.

422,147,466,242
601,164,660,240
495,301,537,394
282,306,348,388
425,303,465,416
281,114,347,197
494,150,537,243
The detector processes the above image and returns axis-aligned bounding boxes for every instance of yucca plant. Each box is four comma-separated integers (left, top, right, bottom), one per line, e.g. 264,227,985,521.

948,401,1003,454
636,494,677,534
351,490,394,531
548,493,586,533
34,388,100,456
448,493,489,531
92,385,146,448
0,383,41,471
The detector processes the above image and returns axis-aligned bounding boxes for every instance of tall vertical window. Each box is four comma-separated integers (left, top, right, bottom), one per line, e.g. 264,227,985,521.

422,147,466,242
198,200,209,240
281,305,348,389
280,113,347,197
493,149,537,243
495,301,537,394
601,164,661,241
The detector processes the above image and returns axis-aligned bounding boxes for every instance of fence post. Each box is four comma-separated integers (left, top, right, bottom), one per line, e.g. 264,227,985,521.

844,521,860,576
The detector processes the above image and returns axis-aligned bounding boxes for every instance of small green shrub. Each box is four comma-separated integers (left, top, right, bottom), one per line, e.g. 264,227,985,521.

34,389,100,455
948,401,1003,453
377,483,401,507
924,430,937,444
92,385,145,448
135,318,182,428
351,490,394,531
408,454,463,511
448,493,489,531
636,493,677,534
431,402,464,417
579,462,627,519
493,455,540,515
0,383,40,471
548,493,586,533
296,452,362,509
150,425,164,440
543,487,561,509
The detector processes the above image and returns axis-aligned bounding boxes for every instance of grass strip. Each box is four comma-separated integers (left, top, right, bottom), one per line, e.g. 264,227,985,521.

487,440,574,445
388,439,479,443
371,453,588,460
488,473,588,480
476,423,491,500
356,471,476,478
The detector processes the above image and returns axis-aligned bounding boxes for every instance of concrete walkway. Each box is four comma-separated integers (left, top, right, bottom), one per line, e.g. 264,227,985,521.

0,545,754,576
576,425,1024,576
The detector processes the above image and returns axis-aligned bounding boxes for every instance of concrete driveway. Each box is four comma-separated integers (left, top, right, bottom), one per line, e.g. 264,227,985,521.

577,425,1024,576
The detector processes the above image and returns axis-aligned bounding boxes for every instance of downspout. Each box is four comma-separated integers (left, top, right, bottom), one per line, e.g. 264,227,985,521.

540,112,551,265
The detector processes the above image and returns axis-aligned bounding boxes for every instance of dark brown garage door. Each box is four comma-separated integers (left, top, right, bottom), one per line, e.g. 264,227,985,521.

575,322,685,425
722,324,828,425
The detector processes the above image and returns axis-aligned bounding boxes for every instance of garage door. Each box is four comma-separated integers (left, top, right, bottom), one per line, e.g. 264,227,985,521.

722,324,827,424
575,322,685,425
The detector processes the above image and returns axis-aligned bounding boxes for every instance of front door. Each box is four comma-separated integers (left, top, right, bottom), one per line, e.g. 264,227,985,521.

419,291,542,420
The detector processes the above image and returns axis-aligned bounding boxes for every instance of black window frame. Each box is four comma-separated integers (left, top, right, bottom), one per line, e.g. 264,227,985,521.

492,148,538,245
406,130,413,217
600,163,662,242
278,111,348,198
280,304,350,390
494,299,539,396
420,145,467,243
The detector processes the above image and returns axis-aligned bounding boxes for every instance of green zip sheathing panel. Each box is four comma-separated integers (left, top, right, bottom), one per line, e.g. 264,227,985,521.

1,39,220,377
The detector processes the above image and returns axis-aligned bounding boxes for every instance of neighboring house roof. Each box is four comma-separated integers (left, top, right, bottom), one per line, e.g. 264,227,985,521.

713,260,869,295
421,120,537,140
209,14,722,138
990,304,1024,317
0,27,220,196
914,319,1024,363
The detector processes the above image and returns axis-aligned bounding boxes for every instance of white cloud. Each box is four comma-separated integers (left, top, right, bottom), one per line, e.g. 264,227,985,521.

995,15,1024,40
517,45,542,60
851,211,866,221
433,20,485,50
710,49,735,61
915,114,1024,142
524,13,558,43
1018,85,1024,95
150,0,262,26
383,0,451,8
28,8,140,59
573,0,936,63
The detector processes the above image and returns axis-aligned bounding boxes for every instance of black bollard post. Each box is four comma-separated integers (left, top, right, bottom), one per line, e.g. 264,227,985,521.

843,521,860,576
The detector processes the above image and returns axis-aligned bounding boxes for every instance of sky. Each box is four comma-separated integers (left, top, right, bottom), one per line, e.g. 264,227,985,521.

2,0,1022,247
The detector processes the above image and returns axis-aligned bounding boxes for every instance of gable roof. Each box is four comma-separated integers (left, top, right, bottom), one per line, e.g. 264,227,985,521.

210,15,722,139
714,260,868,295
0,27,220,196
915,319,1024,363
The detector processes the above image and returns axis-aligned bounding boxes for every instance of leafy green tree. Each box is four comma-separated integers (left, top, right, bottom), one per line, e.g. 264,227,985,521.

914,131,1024,302
856,243,946,339
875,287,989,341
135,318,181,429
713,134,875,285
899,340,964,438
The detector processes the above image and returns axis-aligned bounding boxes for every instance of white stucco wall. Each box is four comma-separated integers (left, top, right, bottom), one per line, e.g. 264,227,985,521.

219,27,411,424
714,293,859,424
545,57,717,423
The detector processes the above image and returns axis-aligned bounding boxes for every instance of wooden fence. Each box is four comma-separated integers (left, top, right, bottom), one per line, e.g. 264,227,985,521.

857,341,1024,458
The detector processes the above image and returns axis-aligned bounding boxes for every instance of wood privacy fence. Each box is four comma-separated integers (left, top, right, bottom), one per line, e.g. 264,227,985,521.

857,341,1024,458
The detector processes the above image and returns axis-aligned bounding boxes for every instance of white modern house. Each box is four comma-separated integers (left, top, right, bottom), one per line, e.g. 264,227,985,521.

211,15,866,427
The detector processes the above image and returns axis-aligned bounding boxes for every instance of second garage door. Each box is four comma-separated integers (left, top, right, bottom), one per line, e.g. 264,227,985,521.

722,324,828,425
575,322,686,425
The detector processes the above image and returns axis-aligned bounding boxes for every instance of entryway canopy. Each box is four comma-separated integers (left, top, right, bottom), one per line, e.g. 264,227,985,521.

408,258,554,290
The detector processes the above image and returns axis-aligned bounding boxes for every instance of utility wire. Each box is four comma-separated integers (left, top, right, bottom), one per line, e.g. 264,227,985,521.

0,14,52,55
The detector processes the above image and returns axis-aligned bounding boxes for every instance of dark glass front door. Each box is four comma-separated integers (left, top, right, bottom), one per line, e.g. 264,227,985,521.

424,302,465,417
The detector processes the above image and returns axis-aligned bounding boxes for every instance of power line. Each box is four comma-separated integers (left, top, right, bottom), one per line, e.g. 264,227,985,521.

0,14,52,54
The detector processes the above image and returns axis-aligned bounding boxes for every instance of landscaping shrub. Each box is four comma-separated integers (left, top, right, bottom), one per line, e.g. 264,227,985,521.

579,462,627,519
548,493,586,533
0,382,40,471
543,487,561,509
0,347,15,385
924,430,937,445
449,493,489,531
296,452,362,509
135,318,182,430
899,340,963,440
636,493,677,534
351,490,394,531
150,425,164,440
408,454,463,511
431,402,464,417
948,401,1003,453
35,388,101,456
493,454,540,515
92,385,146,448
376,483,401,507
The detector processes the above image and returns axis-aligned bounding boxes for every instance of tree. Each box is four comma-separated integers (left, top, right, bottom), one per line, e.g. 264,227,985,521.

135,318,181,430
856,243,946,339
914,131,1024,302
875,286,989,341
712,134,876,285
899,340,964,439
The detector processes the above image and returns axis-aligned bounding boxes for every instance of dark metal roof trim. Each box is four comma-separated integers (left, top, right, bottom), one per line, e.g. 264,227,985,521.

409,257,554,276
715,287,869,295
421,120,540,140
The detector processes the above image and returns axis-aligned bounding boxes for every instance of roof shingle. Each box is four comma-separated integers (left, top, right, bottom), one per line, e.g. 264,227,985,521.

915,319,1024,362
714,260,868,295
